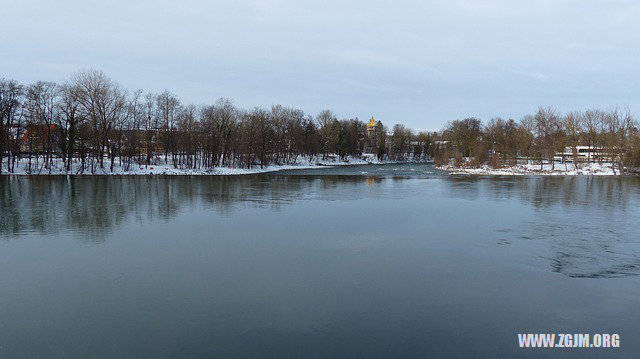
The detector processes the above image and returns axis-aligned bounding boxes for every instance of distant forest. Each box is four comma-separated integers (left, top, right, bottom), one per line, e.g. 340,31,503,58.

1,70,640,174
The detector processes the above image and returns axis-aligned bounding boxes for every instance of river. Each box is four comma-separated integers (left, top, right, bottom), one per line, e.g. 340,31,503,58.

1,164,639,358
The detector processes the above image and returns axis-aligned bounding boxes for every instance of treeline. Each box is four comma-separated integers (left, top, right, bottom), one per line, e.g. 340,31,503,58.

0,70,431,174
436,107,640,174
4,70,640,176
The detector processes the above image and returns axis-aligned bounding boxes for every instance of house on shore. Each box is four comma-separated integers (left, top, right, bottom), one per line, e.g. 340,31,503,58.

557,146,618,163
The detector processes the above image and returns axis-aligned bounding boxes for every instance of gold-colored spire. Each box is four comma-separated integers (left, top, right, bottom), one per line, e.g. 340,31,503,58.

367,117,376,128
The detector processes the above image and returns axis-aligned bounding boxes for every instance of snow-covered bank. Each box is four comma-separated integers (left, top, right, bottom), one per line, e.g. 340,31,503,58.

0,154,411,176
437,162,621,176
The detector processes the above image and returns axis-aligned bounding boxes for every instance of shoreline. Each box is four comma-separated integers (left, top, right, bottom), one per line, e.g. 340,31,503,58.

0,155,419,177
436,162,626,176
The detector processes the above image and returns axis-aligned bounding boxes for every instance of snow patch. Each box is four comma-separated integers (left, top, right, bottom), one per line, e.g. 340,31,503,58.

0,154,406,176
437,162,619,176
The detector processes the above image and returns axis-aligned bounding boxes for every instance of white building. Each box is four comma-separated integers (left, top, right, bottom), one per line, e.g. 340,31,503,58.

557,146,615,162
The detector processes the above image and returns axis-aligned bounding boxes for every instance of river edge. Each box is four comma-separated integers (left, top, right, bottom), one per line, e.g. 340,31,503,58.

436,162,633,176
0,156,421,176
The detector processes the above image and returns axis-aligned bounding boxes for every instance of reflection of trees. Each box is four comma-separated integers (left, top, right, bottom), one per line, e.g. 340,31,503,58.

444,176,639,210
2,175,639,278
0,177,191,242
0,176,373,240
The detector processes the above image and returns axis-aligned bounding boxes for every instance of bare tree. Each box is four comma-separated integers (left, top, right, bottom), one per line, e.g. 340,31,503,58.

316,109,336,159
0,79,23,173
72,70,127,171
156,90,181,165
24,81,58,172
533,107,563,170
57,82,84,172
563,111,582,169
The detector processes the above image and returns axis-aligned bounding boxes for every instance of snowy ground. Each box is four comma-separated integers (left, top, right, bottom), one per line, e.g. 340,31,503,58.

437,161,620,176
0,154,400,176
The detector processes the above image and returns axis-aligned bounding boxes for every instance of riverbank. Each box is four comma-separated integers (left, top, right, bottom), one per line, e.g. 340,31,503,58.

437,162,620,176
0,154,411,176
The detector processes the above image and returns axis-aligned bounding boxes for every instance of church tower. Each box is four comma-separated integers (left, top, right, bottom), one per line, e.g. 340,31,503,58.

365,117,377,153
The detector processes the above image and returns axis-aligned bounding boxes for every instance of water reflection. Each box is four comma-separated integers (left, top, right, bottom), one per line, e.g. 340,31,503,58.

516,217,640,278
444,175,640,209
1,174,640,279
444,176,640,278
0,176,381,240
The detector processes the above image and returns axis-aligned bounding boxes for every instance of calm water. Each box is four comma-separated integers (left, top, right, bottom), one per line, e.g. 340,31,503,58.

1,164,640,358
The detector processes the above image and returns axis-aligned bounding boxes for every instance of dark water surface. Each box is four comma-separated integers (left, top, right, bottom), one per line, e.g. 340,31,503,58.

1,164,640,358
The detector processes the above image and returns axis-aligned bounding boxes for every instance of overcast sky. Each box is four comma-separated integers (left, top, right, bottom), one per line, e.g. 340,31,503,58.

3,0,640,130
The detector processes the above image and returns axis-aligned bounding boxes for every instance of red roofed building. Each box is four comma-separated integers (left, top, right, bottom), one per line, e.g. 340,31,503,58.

21,124,61,153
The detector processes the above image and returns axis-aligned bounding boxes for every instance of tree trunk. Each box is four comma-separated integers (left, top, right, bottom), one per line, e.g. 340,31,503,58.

0,120,4,175
67,122,75,172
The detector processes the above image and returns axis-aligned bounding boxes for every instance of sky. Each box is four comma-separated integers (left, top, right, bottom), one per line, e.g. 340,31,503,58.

3,0,640,131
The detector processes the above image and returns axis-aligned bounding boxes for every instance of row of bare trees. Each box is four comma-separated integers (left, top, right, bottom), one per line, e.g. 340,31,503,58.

437,106,640,174
0,70,430,174
13,71,638,175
